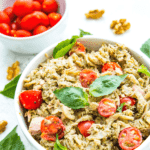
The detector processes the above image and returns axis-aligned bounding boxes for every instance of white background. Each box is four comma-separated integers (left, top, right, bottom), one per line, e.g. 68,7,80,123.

0,0,150,149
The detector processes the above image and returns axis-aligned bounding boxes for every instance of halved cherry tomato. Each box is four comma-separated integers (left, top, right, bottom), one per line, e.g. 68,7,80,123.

0,23,10,35
10,30,16,36
98,98,116,117
42,0,58,13
33,11,49,26
48,12,62,27
11,23,18,30
102,62,122,73
33,25,47,35
19,90,42,109
3,7,16,21
120,97,136,111
78,121,95,137
41,116,65,141
119,127,142,150
79,69,97,88
32,1,42,11
69,42,86,55
12,0,33,17
34,0,44,4
0,11,10,24
21,13,41,31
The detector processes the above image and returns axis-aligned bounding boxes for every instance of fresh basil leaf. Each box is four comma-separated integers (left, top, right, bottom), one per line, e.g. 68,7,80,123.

0,74,21,99
138,64,150,77
140,39,150,58
79,29,92,37
54,87,89,109
117,102,125,113
89,74,127,97
54,134,67,150
0,126,25,150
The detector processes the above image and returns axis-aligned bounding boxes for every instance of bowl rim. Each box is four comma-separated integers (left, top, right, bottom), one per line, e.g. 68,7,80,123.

14,36,150,150
0,0,68,41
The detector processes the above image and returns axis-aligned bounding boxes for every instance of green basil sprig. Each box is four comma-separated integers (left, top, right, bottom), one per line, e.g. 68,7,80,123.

117,102,125,113
54,87,89,109
54,134,67,150
0,74,21,99
0,126,25,150
140,39,150,58
53,29,92,59
89,74,127,97
138,64,150,77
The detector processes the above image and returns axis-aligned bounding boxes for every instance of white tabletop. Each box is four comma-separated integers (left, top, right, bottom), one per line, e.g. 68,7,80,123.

1,0,150,149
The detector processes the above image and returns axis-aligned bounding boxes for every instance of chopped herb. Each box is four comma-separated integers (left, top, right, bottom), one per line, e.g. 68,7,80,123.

117,103,126,113
138,64,150,77
79,29,92,37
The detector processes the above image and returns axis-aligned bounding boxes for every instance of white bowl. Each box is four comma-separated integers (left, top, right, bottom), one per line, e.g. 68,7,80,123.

0,0,68,54
15,37,150,150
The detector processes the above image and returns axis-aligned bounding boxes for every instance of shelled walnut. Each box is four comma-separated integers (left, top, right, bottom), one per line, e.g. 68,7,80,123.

85,9,105,19
0,120,8,133
110,19,131,34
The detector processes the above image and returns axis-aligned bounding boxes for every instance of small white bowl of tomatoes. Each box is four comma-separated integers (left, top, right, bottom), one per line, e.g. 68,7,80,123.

0,0,68,53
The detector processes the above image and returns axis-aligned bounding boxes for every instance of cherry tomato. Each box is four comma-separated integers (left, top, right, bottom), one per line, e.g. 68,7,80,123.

120,97,136,111
15,17,22,29
98,98,117,117
12,0,33,17
33,11,49,26
20,13,41,31
69,42,86,55
119,127,142,150
32,1,42,11
3,7,16,21
48,12,62,27
79,69,97,88
0,23,10,35
41,116,65,141
19,90,42,109
102,62,122,73
10,30,16,36
11,23,18,30
33,25,47,35
34,0,44,4
0,11,10,24
78,121,95,137
42,0,58,13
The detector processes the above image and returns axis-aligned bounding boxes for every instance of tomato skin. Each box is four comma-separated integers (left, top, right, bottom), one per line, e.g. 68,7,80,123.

33,25,47,35
0,23,10,35
41,116,65,141
0,11,10,24
12,0,33,17
34,0,44,4
32,1,42,11
79,69,97,88
19,90,42,109
48,12,62,27
119,127,142,150
120,97,136,111
10,30,16,36
98,98,117,117
78,121,95,137
69,42,86,55
42,0,58,13
20,13,41,31
102,62,122,73
33,11,49,26
11,23,18,30
15,17,22,29
3,7,16,21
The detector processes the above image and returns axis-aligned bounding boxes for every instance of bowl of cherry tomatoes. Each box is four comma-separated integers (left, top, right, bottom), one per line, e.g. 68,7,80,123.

0,0,68,53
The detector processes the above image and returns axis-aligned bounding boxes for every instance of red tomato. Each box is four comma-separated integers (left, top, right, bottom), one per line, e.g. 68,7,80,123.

11,23,18,30
48,12,62,27
0,11,10,24
120,97,136,111
0,23,10,35
78,121,95,137
20,13,41,30
12,0,33,17
69,42,86,55
34,0,44,4
10,30,16,36
42,0,58,13
3,7,16,22
15,17,22,29
33,11,49,26
119,127,142,150
32,1,42,11
14,30,32,37
98,98,116,117
102,62,122,73
19,90,42,109
41,116,65,141
79,69,97,88
33,25,47,35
